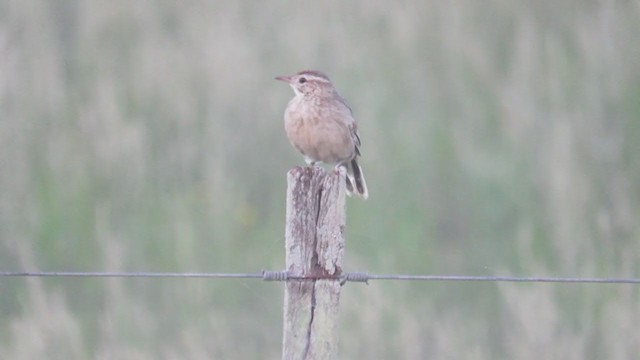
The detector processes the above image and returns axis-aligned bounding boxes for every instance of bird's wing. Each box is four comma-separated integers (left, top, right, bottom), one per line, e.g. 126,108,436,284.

336,95,362,156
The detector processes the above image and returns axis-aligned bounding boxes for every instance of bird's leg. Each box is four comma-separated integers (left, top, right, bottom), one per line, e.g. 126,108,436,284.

334,162,348,175
304,157,322,168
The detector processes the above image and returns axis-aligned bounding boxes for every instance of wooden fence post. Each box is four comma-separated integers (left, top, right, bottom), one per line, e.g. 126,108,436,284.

282,166,346,360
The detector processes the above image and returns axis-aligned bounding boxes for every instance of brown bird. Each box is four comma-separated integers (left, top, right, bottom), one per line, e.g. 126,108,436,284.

276,70,368,199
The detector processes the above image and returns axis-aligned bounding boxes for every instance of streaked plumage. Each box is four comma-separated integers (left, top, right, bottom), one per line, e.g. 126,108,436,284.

276,70,368,199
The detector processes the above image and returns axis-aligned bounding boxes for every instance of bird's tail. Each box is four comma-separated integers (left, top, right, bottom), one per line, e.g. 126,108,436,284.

345,158,368,200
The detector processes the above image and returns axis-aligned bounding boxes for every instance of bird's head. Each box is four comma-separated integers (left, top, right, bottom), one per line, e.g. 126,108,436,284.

275,70,335,97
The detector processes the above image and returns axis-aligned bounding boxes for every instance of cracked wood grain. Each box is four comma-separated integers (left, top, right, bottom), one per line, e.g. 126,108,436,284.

282,166,346,360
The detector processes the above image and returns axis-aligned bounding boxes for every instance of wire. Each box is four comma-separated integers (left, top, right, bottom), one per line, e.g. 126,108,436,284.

0,271,263,279
365,274,640,284
1,270,639,284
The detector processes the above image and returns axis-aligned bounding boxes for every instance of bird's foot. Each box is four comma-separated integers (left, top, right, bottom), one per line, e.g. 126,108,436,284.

334,167,347,177
304,158,323,168
333,163,347,175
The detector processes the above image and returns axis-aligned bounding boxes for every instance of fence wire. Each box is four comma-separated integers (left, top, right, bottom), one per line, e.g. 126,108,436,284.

1,271,639,284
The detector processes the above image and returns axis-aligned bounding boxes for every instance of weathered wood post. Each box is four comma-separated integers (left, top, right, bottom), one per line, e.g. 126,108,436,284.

282,166,346,360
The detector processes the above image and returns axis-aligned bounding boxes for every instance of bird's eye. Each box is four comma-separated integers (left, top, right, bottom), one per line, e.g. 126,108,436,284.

298,77,307,84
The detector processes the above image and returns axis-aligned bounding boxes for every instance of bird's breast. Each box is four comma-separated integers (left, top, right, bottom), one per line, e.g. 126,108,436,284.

283,98,354,164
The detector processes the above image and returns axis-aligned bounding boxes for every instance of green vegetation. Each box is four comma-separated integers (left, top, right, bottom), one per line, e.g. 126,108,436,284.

1,1,639,358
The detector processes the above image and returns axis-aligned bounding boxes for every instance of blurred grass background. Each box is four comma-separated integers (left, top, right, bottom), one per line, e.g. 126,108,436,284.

1,0,639,358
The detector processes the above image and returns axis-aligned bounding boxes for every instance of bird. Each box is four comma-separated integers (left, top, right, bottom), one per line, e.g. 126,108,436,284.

275,70,368,199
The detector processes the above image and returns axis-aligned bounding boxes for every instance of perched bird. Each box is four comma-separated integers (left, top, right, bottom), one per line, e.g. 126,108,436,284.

276,70,368,199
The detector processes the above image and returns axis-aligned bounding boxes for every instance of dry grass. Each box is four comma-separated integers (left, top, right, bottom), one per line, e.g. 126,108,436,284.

1,1,639,358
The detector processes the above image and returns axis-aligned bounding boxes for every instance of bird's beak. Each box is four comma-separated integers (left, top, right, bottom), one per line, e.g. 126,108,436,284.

275,75,291,83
